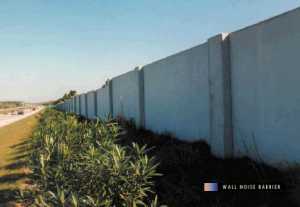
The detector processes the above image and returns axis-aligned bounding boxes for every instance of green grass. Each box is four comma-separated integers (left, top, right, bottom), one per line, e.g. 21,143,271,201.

0,112,41,205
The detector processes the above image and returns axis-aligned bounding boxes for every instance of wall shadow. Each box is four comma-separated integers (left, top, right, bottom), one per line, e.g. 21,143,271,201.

0,138,33,205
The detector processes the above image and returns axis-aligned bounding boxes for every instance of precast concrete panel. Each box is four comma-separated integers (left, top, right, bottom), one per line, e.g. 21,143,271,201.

86,91,96,119
79,94,87,117
230,7,300,164
75,96,80,114
96,86,111,120
143,43,210,141
111,70,141,126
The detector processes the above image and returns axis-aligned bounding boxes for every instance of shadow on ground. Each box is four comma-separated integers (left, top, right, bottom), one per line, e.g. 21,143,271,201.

115,120,300,207
0,139,32,205
0,188,19,204
0,173,28,185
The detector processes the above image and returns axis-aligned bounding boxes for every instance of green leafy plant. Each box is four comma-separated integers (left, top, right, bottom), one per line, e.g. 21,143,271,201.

28,109,162,207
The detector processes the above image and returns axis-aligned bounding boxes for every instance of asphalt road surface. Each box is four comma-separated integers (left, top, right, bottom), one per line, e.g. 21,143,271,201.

0,107,43,128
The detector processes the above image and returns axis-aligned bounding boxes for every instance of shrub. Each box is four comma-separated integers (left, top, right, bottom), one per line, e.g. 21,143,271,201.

27,109,161,207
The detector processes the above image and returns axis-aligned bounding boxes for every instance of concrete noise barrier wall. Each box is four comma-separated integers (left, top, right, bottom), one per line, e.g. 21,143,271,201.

72,97,76,113
56,7,300,165
75,96,80,115
86,91,97,119
95,85,111,120
79,94,87,117
143,44,210,142
66,100,70,113
229,8,300,164
111,69,143,127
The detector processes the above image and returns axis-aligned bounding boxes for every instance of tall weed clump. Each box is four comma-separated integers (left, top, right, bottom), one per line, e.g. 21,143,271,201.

28,109,161,207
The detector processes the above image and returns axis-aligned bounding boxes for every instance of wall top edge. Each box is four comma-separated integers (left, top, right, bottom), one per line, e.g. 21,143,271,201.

111,68,140,81
231,6,300,35
86,90,96,94
142,41,208,69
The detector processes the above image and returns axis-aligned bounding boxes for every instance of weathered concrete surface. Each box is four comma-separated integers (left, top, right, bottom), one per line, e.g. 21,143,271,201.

230,7,300,164
75,96,80,115
143,44,210,141
86,91,96,119
208,33,233,158
79,94,87,117
70,98,73,113
111,70,141,127
96,86,111,120
56,7,300,165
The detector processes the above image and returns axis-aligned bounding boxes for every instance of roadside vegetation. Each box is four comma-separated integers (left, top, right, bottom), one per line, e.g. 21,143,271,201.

0,101,23,109
119,122,299,207
0,101,24,114
24,110,161,206
52,90,77,105
14,109,298,207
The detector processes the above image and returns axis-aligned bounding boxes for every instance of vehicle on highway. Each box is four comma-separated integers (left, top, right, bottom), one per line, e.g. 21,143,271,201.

17,110,24,115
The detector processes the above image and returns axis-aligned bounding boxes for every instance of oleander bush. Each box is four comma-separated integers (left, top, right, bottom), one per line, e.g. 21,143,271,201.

27,109,161,207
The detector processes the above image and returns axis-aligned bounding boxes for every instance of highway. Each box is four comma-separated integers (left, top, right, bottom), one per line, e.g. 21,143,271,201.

0,107,43,128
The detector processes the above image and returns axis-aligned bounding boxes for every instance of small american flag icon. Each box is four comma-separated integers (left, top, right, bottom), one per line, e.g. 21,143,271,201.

204,183,218,192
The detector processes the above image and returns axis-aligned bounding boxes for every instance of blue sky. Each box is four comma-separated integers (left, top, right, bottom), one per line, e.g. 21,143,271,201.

1,0,300,102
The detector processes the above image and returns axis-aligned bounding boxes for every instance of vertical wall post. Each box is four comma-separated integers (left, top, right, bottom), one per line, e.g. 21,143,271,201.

108,80,114,117
208,33,233,158
73,96,76,114
75,96,78,114
94,91,98,119
69,100,71,113
79,95,82,115
85,93,88,117
137,67,145,128
78,96,80,115
72,96,76,114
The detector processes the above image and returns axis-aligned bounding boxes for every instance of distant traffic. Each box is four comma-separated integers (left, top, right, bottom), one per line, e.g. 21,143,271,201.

0,105,42,128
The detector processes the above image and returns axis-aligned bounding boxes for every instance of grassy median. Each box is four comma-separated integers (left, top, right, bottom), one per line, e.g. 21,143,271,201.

0,112,41,204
